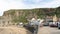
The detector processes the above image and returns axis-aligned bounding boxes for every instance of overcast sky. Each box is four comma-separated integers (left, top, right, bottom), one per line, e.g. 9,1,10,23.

0,0,60,16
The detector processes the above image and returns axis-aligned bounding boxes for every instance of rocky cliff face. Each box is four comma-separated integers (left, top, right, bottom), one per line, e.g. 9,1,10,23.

3,8,55,19
2,8,54,23
2,7,60,23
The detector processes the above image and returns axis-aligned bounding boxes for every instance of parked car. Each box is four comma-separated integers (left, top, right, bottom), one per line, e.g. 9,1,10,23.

49,22,57,27
43,23,49,26
58,22,60,29
43,21,53,26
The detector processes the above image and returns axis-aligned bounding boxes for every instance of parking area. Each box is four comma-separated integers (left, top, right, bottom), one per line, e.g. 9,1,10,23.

38,26,60,34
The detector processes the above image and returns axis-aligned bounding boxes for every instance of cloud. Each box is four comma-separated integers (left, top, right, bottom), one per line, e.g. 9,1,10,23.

42,0,60,8
0,0,25,16
23,0,60,8
0,0,60,16
23,0,43,4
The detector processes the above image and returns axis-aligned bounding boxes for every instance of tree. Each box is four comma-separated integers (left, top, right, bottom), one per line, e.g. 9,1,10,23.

55,7,60,18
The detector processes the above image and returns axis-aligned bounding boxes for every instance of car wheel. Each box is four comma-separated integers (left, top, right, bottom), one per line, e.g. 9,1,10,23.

58,27,60,29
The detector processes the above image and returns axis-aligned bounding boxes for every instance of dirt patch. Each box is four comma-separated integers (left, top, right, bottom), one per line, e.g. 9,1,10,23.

0,27,32,34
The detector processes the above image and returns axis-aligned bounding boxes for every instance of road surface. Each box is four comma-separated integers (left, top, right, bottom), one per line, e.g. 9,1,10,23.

38,26,60,34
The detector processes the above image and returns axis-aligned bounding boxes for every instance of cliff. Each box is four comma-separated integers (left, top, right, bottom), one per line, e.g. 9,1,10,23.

2,7,60,23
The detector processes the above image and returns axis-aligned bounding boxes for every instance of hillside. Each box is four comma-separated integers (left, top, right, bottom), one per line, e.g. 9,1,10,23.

3,7,60,23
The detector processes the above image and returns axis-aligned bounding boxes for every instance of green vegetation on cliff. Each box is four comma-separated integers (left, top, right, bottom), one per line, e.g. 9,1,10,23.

4,7,60,23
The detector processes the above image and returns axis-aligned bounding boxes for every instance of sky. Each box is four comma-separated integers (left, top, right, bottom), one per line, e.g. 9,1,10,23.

0,0,60,16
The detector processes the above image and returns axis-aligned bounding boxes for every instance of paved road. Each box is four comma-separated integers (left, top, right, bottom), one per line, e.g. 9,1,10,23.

38,26,60,34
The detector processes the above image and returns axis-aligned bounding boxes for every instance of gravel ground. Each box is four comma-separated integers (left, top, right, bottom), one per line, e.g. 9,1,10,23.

38,26,60,34
0,27,32,34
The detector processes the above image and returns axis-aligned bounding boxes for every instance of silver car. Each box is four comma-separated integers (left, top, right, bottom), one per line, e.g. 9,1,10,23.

49,22,57,27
